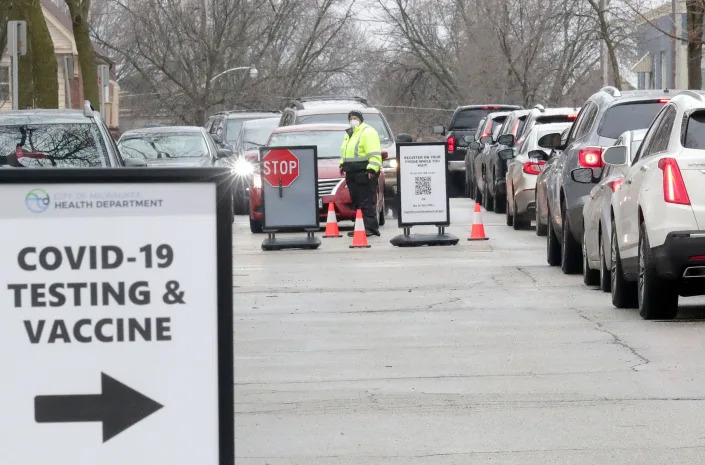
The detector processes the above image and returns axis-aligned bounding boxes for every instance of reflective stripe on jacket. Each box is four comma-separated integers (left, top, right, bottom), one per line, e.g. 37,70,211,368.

340,123,382,173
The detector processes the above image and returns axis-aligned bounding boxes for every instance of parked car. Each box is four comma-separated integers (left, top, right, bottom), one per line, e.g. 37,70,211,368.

539,86,676,275
609,91,705,319
469,112,511,206
248,124,386,233
535,128,571,237
466,109,530,199
463,117,486,199
228,118,281,214
117,126,230,167
434,104,522,193
0,103,125,168
205,109,281,151
279,96,405,207
575,129,646,290
504,122,573,230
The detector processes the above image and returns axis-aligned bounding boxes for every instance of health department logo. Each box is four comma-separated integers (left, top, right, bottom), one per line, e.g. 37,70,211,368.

25,189,51,213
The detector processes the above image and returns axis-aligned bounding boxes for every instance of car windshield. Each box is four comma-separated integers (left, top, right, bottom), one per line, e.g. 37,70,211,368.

683,112,705,149
597,102,665,139
239,119,280,151
268,130,345,159
226,116,276,143
118,133,209,160
0,123,108,168
451,109,495,130
297,113,392,143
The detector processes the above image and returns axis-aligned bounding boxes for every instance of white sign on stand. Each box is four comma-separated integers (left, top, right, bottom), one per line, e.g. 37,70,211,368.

397,143,450,226
0,169,234,465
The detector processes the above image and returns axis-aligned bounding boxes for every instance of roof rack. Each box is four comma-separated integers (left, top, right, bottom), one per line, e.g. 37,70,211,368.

288,96,369,109
533,104,546,112
677,90,705,102
213,109,281,116
599,86,622,98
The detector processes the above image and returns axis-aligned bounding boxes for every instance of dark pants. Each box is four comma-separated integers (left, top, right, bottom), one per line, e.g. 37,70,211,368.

346,170,378,231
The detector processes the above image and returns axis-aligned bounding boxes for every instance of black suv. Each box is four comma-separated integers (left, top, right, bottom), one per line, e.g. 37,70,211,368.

540,87,676,274
205,110,281,151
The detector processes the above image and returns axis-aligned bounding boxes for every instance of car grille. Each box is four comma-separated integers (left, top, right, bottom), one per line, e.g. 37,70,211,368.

318,178,343,196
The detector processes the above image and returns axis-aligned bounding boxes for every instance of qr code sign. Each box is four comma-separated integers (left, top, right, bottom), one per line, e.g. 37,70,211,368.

415,176,432,196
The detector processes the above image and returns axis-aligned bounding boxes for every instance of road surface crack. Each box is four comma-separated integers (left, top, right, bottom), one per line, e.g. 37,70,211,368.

577,312,650,371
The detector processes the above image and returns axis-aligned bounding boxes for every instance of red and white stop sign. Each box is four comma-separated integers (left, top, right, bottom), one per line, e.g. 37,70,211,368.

261,149,300,188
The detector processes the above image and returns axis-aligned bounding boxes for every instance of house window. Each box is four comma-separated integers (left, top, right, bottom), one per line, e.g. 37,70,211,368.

644,72,652,90
0,66,9,103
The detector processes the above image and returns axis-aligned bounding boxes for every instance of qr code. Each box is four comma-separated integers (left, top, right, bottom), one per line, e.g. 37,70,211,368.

415,176,432,196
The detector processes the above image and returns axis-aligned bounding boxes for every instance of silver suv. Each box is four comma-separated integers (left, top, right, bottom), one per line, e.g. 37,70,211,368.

0,102,125,168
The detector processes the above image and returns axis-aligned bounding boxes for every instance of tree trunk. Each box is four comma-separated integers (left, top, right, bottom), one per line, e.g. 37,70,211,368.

65,0,99,108
686,0,704,89
27,0,58,108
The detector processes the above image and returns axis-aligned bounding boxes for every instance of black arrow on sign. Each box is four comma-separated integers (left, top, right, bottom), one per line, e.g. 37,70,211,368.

34,372,163,442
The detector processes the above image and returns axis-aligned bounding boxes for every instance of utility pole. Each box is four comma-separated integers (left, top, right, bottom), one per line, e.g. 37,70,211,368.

6,20,27,110
672,0,677,88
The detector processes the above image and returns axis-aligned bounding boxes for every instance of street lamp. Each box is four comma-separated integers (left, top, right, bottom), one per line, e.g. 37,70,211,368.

210,65,258,83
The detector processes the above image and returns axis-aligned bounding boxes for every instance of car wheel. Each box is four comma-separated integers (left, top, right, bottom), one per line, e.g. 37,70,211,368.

464,173,472,198
506,196,514,226
536,194,547,236
599,229,611,292
483,183,495,212
610,219,638,309
379,198,386,226
582,231,600,285
475,184,482,205
547,208,561,266
249,217,263,234
467,174,475,199
560,202,582,274
638,222,678,320
493,183,506,214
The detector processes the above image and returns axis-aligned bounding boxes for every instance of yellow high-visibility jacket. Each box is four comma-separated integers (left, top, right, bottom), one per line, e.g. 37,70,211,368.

340,122,382,173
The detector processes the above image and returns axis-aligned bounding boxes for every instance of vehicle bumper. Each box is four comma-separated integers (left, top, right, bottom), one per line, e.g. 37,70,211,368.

652,231,705,295
514,188,536,216
448,160,465,172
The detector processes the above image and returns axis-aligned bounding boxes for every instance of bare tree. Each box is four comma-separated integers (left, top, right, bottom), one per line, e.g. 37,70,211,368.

65,0,100,107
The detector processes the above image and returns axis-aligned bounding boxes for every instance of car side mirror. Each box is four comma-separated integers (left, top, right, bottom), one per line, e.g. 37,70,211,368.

602,145,628,166
538,132,563,150
498,148,515,160
396,133,413,143
432,125,446,135
571,167,598,184
216,148,233,159
468,141,481,151
527,149,549,161
480,135,493,144
497,134,515,147
123,157,147,167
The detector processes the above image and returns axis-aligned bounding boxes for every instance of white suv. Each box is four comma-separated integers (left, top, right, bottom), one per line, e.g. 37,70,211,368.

608,90,705,319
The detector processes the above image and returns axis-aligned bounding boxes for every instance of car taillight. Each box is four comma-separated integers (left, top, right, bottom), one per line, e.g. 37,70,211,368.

523,161,545,175
658,157,690,205
447,135,455,153
608,179,623,192
481,106,501,110
659,98,671,103
568,114,578,120
578,147,604,168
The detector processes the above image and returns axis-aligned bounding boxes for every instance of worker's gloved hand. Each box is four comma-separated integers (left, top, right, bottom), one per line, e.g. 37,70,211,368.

366,169,378,179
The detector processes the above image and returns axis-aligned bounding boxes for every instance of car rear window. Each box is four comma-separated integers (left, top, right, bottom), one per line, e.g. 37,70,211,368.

0,123,109,168
297,113,392,143
119,133,210,160
683,111,705,149
451,107,517,129
536,115,577,125
597,102,666,139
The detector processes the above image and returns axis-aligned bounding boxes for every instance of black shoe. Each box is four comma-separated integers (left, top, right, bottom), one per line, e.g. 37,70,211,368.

367,229,381,237
347,231,355,237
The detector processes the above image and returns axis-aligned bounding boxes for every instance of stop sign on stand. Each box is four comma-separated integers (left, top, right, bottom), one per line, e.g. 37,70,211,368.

262,149,300,193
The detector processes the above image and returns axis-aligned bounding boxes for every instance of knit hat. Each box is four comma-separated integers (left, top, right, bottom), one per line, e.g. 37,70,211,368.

348,110,364,122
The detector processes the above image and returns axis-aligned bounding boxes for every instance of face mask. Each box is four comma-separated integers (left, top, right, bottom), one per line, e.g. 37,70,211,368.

349,119,360,128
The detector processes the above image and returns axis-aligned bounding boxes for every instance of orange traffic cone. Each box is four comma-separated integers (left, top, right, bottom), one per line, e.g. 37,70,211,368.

349,209,371,248
323,202,342,238
468,202,489,241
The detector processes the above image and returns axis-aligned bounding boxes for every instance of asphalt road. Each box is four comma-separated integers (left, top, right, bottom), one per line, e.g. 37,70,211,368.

234,198,705,464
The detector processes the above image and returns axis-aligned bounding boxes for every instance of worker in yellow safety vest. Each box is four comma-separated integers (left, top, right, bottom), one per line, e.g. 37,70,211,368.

339,110,382,236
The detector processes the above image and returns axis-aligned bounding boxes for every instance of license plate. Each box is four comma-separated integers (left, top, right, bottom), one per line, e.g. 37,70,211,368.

318,198,323,209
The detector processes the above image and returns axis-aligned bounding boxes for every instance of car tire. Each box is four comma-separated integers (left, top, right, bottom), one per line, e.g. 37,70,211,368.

483,183,494,212
547,208,561,266
464,174,472,198
468,174,475,200
493,183,506,214
610,219,638,309
475,184,482,205
379,198,386,226
506,196,514,226
560,202,582,275
638,222,678,320
536,195,547,236
599,230,611,292
582,232,600,286
249,217,263,234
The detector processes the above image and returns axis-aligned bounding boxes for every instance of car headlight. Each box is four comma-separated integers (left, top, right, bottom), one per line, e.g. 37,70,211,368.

252,174,262,189
388,159,398,169
231,157,255,177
